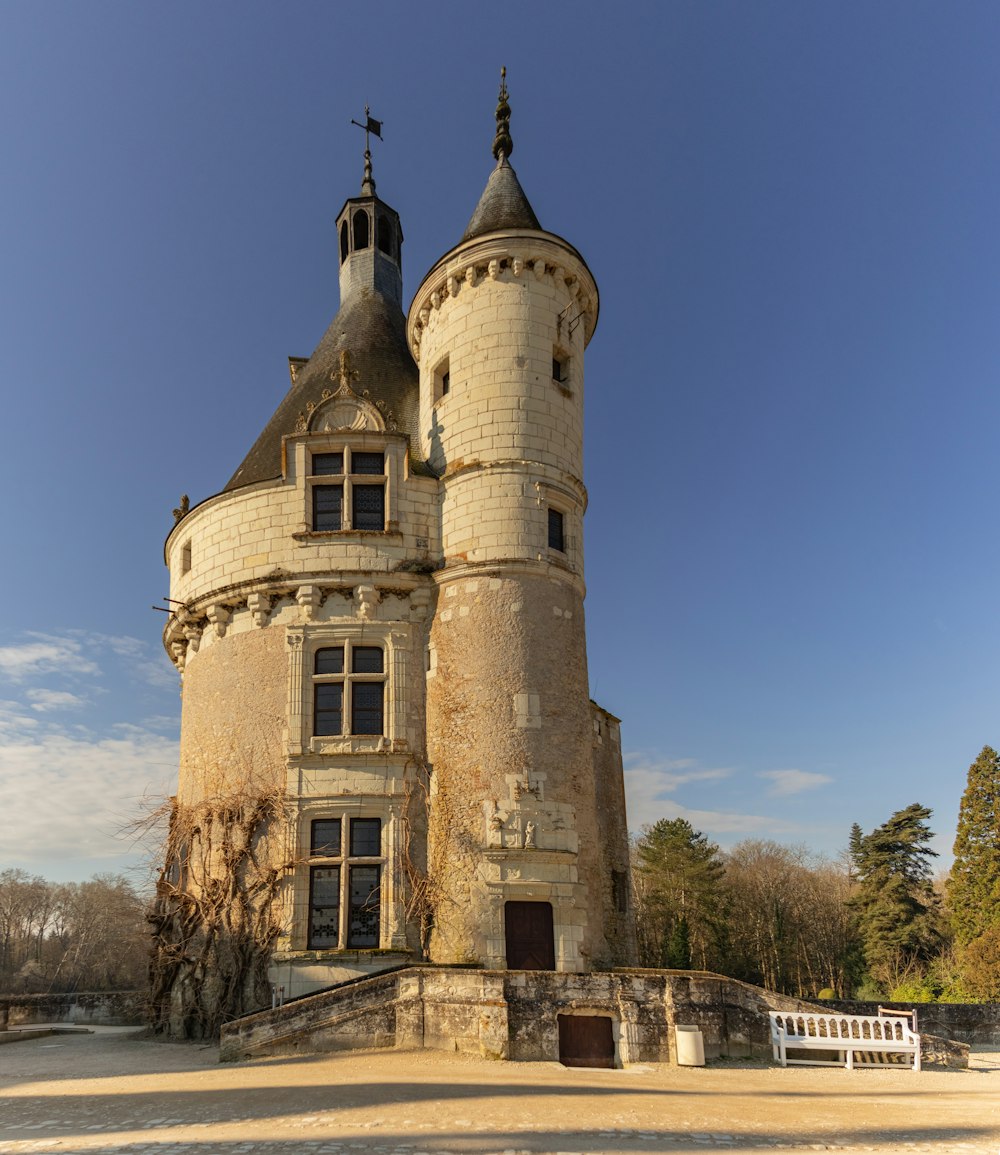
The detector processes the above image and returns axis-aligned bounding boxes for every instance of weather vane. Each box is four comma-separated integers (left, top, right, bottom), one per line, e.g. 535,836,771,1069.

351,105,382,194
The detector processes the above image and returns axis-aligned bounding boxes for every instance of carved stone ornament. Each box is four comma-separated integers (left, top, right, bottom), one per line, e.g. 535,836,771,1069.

206,603,231,638
247,592,271,629
354,584,380,621
296,585,322,621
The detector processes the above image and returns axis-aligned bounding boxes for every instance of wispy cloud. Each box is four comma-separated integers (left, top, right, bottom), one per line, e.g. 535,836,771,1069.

26,688,86,713
758,769,833,797
623,751,803,842
0,637,99,681
0,726,178,868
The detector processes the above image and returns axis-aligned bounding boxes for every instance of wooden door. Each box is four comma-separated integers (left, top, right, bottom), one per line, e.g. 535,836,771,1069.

558,1014,616,1068
504,900,555,970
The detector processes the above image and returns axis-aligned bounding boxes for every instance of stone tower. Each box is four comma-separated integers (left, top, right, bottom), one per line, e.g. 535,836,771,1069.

409,75,632,971
158,83,634,1033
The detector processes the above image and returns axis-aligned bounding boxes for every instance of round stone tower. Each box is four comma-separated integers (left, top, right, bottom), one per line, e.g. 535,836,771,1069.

408,75,633,971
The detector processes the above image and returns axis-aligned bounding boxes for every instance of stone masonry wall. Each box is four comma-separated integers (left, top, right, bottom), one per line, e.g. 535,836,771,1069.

177,626,288,803
426,572,610,970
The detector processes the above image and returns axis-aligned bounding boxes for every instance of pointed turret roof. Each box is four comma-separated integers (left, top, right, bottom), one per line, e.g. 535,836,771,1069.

461,68,541,243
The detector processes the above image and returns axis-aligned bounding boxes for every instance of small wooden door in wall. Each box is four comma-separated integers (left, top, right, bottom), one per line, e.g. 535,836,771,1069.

504,900,555,970
558,1014,615,1068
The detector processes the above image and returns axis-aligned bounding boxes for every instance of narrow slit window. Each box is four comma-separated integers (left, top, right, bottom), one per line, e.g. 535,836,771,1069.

181,541,192,574
548,508,565,552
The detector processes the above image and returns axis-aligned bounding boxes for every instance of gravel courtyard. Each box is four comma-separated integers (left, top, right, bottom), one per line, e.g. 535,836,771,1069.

1,1027,998,1155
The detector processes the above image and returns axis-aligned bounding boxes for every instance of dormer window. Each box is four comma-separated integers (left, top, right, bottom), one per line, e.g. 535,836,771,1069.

309,447,386,532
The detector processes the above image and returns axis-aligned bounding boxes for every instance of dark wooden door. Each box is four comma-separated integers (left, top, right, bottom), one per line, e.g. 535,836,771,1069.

558,1014,615,1068
504,900,555,969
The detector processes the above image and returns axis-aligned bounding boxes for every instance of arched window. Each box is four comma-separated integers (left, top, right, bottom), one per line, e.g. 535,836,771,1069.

353,209,370,250
339,220,349,264
377,215,394,256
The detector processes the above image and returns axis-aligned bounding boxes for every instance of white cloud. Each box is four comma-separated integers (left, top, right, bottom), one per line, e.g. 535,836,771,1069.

26,689,86,713
0,726,178,869
623,751,802,842
758,769,833,797
0,638,98,681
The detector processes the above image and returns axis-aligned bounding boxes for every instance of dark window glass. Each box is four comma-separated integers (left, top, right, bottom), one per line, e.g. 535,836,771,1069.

314,683,343,736
352,452,385,475
313,452,344,476
553,356,564,382
313,484,342,531
315,647,344,675
351,682,383,734
377,215,393,256
308,865,340,948
350,817,382,857
339,221,349,264
311,819,342,857
352,646,383,674
347,864,380,948
353,209,369,250
548,508,565,552
352,484,384,531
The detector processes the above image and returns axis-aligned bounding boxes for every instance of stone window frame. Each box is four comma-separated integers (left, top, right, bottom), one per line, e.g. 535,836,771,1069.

296,434,403,537
304,813,386,951
312,641,386,739
286,624,407,756
433,354,451,404
538,484,574,563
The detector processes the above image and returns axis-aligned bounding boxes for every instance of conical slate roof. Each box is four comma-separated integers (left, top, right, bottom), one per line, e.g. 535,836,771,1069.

225,286,420,491
460,155,541,243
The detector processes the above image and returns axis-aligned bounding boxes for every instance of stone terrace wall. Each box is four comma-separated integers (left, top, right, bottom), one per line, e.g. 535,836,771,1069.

827,1000,1000,1045
0,991,146,1027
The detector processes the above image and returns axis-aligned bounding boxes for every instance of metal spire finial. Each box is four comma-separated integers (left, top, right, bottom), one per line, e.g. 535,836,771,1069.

351,105,383,195
492,66,513,162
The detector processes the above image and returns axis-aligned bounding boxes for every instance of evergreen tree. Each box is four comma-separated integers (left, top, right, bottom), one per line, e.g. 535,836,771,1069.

851,804,941,990
947,745,1000,946
634,818,725,970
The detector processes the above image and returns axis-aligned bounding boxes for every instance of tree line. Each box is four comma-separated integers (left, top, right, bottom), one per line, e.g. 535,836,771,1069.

633,745,1000,1002
0,871,148,994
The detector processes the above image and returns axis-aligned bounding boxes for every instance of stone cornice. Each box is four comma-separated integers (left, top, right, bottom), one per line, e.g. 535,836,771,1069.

406,231,599,362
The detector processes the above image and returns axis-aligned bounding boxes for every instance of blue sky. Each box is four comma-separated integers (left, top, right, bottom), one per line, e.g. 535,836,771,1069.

2,1,998,883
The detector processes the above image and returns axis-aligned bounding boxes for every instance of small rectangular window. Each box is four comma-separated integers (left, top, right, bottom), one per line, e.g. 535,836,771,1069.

181,541,192,574
435,355,450,401
311,819,342,857
347,864,381,948
352,646,384,674
314,683,343,736
350,817,382,857
352,484,385,531
351,682,384,735
315,647,344,675
309,865,341,948
548,508,565,552
441,371,450,395
352,452,385,475
313,484,343,531
553,356,564,381
312,452,344,476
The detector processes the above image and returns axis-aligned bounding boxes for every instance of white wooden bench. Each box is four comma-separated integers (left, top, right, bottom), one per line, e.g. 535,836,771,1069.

769,1010,921,1071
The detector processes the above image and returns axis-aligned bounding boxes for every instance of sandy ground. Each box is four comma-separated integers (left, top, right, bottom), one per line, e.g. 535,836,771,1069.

1,1027,999,1155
